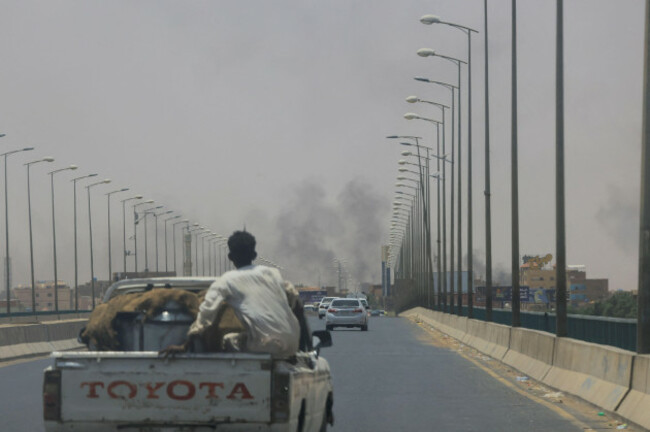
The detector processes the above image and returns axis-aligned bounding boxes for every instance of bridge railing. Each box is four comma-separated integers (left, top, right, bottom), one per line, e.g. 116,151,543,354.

0,310,92,324
432,305,637,352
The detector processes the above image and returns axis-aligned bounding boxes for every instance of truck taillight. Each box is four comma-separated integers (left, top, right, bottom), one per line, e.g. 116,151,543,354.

353,308,363,313
271,371,290,423
43,369,61,421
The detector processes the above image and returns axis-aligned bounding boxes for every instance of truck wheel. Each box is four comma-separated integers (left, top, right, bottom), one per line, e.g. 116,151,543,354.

326,325,333,331
361,324,368,331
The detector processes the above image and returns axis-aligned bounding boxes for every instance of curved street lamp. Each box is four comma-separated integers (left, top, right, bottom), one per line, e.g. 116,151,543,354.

87,179,111,308
106,188,129,281
2,146,34,315
72,173,99,310
133,199,154,272
163,214,181,272
48,165,77,315
172,219,189,274
25,156,54,314
120,195,143,273
420,15,479,316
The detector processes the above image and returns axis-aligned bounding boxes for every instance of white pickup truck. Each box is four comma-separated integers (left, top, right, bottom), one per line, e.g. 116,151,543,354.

43,277,334,432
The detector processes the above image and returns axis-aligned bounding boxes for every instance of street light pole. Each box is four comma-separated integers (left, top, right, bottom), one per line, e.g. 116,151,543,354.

511,0,521,327
142,206,163,272
414,77,458,313
164,215,181,273
72,173,97,311
48,165,78,315
555,0,567,337
106,188,129,282
2,146,34,316
421,15,478,317
133,200,154,272
151,210,172,272
638,0,650,354
172,219,189,274
121,195,143,274
87,179,111,308
25,156,54,315
484,0,494,322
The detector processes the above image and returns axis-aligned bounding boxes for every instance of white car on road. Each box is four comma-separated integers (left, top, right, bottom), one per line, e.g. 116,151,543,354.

325,298,368,331
318,297,337,319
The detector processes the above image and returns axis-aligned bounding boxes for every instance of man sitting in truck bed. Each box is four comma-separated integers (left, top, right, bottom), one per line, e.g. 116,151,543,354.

161,230,301,358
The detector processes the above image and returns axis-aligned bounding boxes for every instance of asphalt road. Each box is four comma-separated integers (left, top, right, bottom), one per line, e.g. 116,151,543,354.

308,314,587,431
0,315,602,431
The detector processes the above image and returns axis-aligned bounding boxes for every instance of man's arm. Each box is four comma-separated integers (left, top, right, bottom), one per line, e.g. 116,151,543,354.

282,281,312,352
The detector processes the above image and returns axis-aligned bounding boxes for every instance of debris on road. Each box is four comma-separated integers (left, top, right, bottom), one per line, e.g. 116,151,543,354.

543,392,564,399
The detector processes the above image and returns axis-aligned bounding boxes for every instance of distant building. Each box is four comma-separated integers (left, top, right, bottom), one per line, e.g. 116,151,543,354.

13,281,71,312
476,257,609,308
296,286,328,305
567,266,608,304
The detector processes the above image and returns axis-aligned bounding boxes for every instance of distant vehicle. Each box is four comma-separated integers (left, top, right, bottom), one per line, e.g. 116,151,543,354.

370,309,381,317
359,298,369,312
304,304,317,312
318,297,337,319
325,298,368,331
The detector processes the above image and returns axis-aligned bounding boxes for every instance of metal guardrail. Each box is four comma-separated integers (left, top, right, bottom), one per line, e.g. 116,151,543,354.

433,305,637,352
0,310,92,319
0,310,92,324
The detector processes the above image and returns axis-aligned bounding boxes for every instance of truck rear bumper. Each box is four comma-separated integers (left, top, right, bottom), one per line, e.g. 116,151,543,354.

44,422,293,432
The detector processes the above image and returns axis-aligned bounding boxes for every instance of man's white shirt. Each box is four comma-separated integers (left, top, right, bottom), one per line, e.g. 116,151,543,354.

189,264,300,358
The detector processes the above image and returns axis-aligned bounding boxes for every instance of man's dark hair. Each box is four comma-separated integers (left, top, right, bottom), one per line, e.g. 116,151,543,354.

227,231,257,266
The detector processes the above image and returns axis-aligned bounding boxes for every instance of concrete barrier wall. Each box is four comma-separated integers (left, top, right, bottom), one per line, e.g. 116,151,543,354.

401,307,650,430
502,327,555,382
617,354,650,428
463,320,510,361
542,338,633,412
0,319,86,361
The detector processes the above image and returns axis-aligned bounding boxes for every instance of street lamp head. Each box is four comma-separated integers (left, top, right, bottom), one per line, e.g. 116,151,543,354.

42,157,55,162
406,96,419,103
386,135,400,139
102,179,111,184
0,134,5,138
417,48,436,57
134,195,143,199
404,113,419,120
120,187,129,192
398,160,407,165
23,147,35,152
182,218,189,222
420,14,441,25
414,76,430,83
398,168,407,172
401,151,412,156
164,210,173,215
399,142,413,147
69,165,78,170
145,199,154,204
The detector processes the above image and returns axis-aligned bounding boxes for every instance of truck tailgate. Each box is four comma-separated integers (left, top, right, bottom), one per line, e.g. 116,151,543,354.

53,352,272,424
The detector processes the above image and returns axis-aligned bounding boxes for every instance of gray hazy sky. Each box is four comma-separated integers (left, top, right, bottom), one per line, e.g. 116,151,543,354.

0,0,645,291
